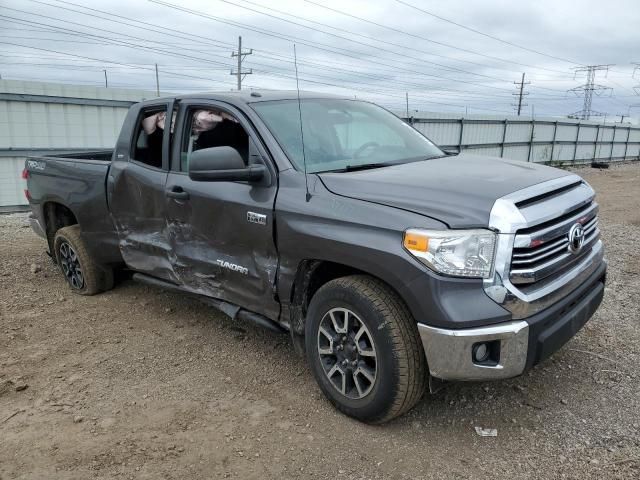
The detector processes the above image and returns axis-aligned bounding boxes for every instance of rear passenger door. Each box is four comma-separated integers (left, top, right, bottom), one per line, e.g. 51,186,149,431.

108,101,178,282
164,100,280,320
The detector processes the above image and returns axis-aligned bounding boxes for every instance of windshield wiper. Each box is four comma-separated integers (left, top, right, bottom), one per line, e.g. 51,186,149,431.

340,162,394,172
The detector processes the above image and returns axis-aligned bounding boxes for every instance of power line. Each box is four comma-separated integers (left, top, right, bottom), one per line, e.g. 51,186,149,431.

393,0,583,66
21,0,576,98
147,0,529,93
219,0,538,81
0,41,239,87
300,0,572,75
29,0,235,49
3,1,626,115
0,41,478,111
0,13,516,103
16,1,522,93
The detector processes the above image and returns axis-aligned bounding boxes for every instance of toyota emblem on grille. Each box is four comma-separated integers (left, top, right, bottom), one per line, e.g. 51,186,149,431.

568,223,585,254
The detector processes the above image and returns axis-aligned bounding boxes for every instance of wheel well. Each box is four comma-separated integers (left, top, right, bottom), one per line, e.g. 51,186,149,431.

289,260,395,336
43,202,78,253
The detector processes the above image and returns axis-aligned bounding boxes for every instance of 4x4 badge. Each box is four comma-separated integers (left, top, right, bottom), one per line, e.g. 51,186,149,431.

247,211,267,225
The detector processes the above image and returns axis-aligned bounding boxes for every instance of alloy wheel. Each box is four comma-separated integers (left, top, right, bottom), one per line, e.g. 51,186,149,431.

317,307,378,399
59,241,84,290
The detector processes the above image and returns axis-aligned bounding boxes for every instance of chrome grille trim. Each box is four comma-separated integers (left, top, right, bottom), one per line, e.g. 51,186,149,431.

512,216,598,261
484,174,606,319
510,229,600,284
513,203,598,248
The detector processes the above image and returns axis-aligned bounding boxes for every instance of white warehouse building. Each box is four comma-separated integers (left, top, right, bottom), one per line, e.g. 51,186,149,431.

0,79,158,208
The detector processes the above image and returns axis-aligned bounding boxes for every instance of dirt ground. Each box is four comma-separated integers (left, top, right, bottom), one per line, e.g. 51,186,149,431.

1,163,639,480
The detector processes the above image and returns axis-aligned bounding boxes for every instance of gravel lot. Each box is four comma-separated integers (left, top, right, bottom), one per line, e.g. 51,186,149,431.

1,163,639,479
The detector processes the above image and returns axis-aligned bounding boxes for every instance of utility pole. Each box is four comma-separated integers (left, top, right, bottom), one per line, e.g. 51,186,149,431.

568,65,613,120
230,36,253,91
405,92,409,118
103,69,108,88
512,73,530,116
155,63,160,97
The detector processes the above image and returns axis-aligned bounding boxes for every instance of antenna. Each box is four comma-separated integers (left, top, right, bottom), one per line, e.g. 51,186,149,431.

293,44,311,201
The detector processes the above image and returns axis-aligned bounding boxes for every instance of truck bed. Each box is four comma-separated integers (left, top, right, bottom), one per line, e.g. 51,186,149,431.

25,150,122,266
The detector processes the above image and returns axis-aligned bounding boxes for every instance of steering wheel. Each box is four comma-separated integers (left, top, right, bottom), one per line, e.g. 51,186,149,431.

353,141,380,159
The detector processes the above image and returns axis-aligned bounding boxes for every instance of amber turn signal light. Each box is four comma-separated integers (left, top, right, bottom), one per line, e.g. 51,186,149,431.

403,231,429,252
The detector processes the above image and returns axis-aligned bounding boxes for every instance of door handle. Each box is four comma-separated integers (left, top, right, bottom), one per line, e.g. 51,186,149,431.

166,186,190,200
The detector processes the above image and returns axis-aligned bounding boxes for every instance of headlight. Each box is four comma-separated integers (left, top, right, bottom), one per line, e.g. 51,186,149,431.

403,229,496,278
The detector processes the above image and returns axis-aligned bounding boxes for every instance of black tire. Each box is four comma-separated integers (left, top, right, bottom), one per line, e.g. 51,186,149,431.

53,225,113,295
305,275,427,423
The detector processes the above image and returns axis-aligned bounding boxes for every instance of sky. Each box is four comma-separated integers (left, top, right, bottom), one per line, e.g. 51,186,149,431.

1,0,639,119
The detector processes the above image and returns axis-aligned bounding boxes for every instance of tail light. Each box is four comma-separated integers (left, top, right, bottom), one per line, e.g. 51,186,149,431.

22,168,31,200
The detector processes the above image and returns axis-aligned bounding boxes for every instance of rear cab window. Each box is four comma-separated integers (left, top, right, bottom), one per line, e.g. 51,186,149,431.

130,105,176,169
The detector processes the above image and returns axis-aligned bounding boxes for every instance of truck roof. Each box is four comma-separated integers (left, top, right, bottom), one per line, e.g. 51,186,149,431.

141,90,346,108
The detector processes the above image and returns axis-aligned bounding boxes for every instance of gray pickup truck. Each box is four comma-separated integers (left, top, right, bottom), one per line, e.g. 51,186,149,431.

25,90,606,423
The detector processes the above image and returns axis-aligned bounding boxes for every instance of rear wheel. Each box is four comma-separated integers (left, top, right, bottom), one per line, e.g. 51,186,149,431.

305,275,427,423
53,225,113,295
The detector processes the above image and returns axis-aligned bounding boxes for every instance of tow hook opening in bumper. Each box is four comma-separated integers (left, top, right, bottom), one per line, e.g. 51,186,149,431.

417,321,529,381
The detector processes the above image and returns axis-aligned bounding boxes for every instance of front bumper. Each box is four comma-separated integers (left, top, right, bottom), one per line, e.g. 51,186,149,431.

418,260,606,381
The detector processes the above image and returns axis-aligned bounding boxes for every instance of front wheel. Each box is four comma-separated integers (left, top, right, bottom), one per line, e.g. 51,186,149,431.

53,225,113,295
305,275,427,423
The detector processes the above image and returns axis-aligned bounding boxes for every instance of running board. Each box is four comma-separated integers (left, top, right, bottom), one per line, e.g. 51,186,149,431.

132,273,286,333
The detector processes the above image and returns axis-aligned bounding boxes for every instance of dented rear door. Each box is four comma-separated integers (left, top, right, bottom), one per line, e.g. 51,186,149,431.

108,101,177,282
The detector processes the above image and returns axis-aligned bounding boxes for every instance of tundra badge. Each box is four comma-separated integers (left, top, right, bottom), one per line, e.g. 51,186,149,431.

216,260,249,275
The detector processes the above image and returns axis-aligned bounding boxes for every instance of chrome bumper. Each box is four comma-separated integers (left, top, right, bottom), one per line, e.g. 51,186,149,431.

29,213,46,238
418,321,529,381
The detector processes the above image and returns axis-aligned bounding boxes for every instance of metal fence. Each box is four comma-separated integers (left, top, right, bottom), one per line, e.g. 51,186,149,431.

405,116,640,164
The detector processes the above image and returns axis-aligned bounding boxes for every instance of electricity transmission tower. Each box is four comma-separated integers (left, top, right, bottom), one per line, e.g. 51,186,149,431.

512,72,530,116
568,65,613,120
632,62,640,95
231,36,253,90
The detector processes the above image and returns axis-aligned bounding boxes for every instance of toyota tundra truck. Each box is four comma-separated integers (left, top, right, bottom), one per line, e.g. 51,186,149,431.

24,90,606,423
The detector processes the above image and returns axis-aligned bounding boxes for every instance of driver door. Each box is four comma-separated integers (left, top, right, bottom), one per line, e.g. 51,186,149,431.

164,100,280,320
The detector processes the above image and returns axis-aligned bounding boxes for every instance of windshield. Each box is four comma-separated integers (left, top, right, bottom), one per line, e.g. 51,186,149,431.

251,99,444,173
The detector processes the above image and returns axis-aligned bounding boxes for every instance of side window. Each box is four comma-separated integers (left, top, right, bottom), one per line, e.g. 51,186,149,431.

132,106,168,169
180,108,249,172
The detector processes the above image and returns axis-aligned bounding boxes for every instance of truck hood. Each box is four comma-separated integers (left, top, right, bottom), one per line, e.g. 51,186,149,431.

318,154,572,228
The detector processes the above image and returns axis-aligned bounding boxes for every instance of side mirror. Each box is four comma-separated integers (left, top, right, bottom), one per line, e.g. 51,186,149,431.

188,146,266,182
